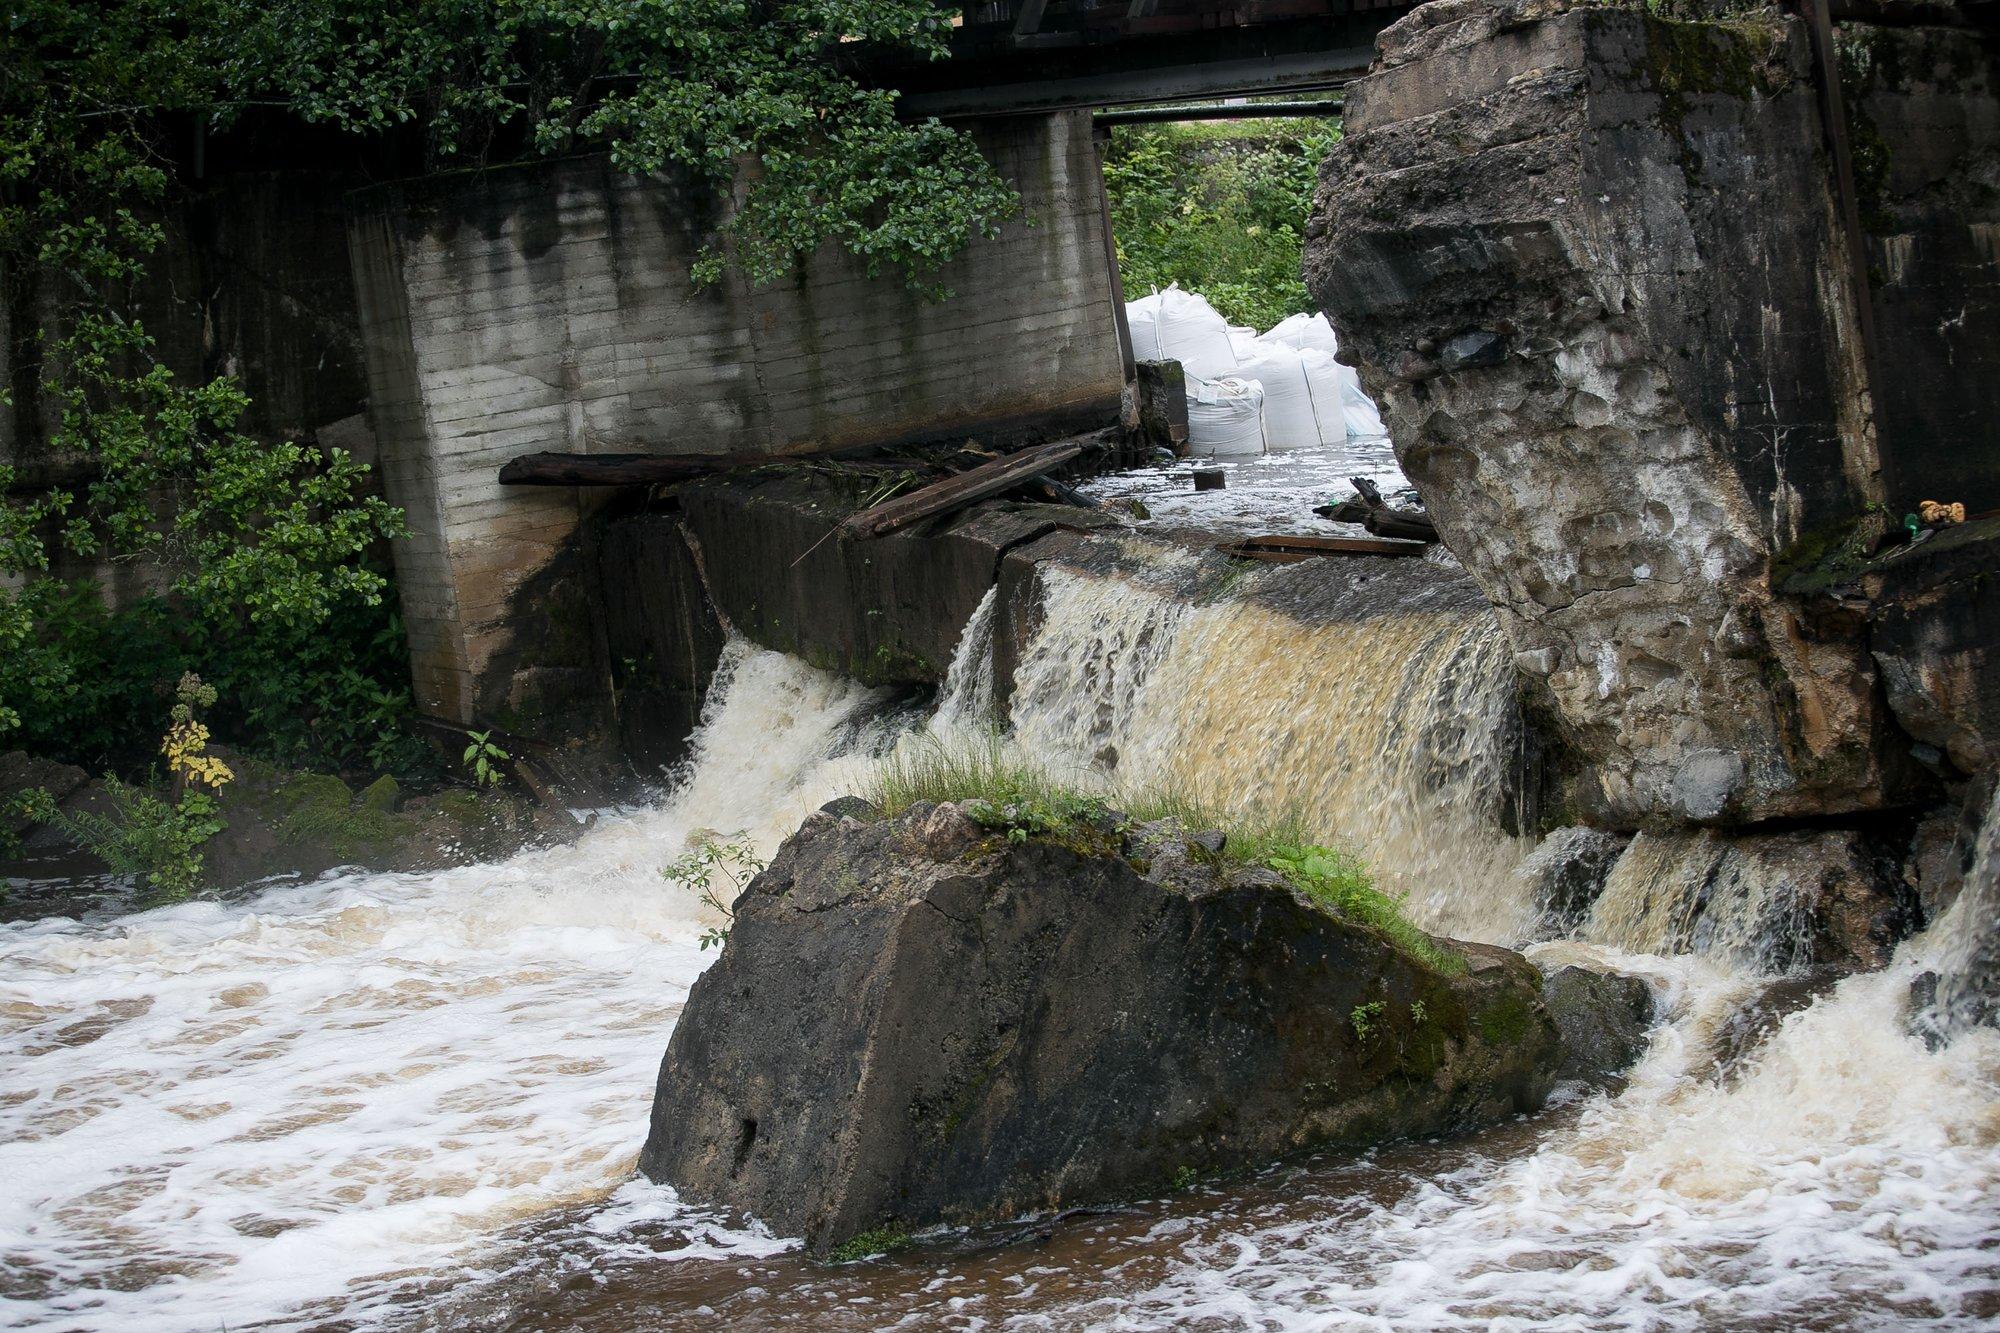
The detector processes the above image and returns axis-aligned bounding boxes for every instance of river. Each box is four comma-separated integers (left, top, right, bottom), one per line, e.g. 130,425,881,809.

4,562,1997,1330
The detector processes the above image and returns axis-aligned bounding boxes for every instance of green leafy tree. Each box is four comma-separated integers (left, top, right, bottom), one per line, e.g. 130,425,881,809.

1,0,1016,769
1101,117,1342,331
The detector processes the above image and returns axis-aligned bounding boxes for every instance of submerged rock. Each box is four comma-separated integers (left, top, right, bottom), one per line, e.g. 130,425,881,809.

640,802,1563,1255
1588,827,1909,971
1516,827,1631,940
1541,965,1654,1084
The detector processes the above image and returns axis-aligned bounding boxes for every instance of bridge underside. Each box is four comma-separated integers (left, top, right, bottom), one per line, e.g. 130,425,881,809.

873,1,1412,117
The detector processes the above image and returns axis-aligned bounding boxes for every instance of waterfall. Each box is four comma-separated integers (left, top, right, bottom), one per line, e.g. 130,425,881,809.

1927,782,2000,1035
1006,562,1537,942
932,585,998,733
1582,830,1821,971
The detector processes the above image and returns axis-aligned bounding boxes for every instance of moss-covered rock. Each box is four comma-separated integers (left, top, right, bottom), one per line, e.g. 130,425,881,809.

641,801,1563,1258
358,775,403,813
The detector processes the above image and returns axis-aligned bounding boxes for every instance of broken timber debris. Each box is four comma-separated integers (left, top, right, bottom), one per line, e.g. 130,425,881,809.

1313,475,1440,543
840,440,1088,540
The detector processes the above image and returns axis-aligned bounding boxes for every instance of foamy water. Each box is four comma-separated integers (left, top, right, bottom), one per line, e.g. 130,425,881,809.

5,584,1999,1329
1077,434,1405,535
1087,941,2000,1330
0,643,893,1330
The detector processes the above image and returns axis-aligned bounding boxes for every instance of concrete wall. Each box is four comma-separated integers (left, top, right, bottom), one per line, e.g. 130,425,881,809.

1845,20,2000,515
347,111,1124,725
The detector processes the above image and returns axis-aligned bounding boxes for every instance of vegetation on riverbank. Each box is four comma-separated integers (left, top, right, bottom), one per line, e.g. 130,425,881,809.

1,0,1021,783
1101,114,1342,330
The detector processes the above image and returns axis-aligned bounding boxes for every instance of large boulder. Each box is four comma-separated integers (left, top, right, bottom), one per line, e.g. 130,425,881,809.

1302,0,1988,826
1541,964,1654,1084
640,801,1564,1255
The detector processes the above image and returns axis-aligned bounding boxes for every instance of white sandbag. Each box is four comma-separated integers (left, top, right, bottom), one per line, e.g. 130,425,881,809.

1186,375,1266,458
1126,285,1240,380
1226,323,1263,360
1233,346,1343,452
1334,359,1388,437
1259,311,1341,357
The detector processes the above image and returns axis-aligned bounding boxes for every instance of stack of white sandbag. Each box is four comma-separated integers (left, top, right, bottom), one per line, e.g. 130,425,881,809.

1125,290,1390,455
1261,311,1341,355
1231,345,1346,452
1254,312,1386,441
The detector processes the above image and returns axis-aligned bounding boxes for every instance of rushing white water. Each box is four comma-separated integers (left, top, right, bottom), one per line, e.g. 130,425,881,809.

4,573,1998,1330
1080,933,2000,1330
0,642,893,1330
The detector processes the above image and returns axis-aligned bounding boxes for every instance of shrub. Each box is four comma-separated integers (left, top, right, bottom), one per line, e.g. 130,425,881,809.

664,832,769,951
56,674,234,900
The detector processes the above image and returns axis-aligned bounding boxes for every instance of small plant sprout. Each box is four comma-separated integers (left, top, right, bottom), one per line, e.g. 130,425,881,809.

663,831,768,950
461,730,509,788
1351,1000,1386,1045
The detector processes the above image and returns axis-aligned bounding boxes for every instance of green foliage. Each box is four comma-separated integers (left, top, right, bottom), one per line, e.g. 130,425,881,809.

663,831,768,950
1171,1164,1199,1192
1350,1000,1386,1045
461,730,509,789
58,780,223,900
829,1224,913,1263
2,0,1016,771
1101,116,1342,330
54,675,235,898
1,786,58,858
3,0,1015,300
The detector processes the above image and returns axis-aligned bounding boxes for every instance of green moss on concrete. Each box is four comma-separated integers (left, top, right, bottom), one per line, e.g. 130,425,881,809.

433,789,488,826
278,772,353,813
829,1224,914,1263
1639,11,1791,186
1770,506,1886,595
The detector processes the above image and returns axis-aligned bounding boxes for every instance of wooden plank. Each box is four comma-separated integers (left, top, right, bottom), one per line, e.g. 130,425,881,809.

498,451,771,486
841,441,1087,540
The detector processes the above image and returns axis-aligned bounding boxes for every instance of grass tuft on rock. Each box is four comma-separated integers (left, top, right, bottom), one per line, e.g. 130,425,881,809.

860,739,1463,973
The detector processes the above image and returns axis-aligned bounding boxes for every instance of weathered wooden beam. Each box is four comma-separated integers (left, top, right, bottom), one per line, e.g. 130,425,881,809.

498,451,766,486
841,441,1087,540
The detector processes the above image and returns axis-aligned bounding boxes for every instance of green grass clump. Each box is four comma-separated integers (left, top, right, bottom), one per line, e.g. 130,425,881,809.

866,733,1110,843
861,744,1460,973
1264,839,1464,975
